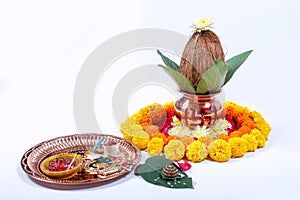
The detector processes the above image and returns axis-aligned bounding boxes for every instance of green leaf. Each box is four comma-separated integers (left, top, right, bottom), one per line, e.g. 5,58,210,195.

196,58,228,94
139,171,193,189
135,156,172,175
134,156,194,189
157,50,179,71
145,156,173,171
158,64,196,94
223,50,253,86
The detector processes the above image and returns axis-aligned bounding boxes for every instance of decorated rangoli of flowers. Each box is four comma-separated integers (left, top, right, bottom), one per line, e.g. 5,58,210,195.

21,18,272,190
120,18,272,188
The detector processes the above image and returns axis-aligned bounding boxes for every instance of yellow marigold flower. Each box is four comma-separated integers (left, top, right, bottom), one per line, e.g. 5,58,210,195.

120,118,140,141
179,135,194,148
241,134,258,152
228,137,247,158
208,139,232,162
147,137,164,156
152,132,166,141
255,123,271,140
131,132,150,150
186,141,208,162
164,101,175,114
120,117,150,150
250,110,264,121
164,135,177,146
164,140,185,161
250,111,272,140
131,106,151,127
250,128,266,148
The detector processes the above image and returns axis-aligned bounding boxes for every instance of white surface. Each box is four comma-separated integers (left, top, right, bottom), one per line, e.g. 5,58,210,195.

1,0,300,199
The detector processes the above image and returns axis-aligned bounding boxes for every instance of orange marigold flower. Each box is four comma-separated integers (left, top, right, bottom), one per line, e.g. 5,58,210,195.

228,137,247,158
164,135,177,146
131,106,151,127
149,103,167,125
237,116,250,127
179,135,194,148
224,102,238,117
235,105,250,118
238,125,253,136
218,133,230,142
131,103,167,128
153,132,176,146
241,119,256,129
229,130,243,138
152,132,166,141
143,125,160,138
164,101,176,115
198,135,214,146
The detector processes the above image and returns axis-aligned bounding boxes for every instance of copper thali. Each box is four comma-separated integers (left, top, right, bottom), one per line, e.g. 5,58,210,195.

21,133,141,189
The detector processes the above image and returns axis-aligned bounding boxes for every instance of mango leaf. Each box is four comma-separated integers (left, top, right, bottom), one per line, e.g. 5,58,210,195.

223,50,253,86
157,50,179,71
196,58,228,94
158,64,196,94
135,156,194,189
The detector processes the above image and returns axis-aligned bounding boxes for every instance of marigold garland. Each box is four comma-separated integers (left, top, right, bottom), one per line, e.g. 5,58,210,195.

143,125,160,138
250,128,266,148
241,134,258,152
179,135,194,148
186,141,208,162
120,118,150,150
208,139,231,162
228,137,247,158
164,140,185,161
120,101,271,163
147,137,164,156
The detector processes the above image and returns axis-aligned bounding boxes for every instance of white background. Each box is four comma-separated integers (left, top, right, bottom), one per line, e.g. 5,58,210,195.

1,0,300,199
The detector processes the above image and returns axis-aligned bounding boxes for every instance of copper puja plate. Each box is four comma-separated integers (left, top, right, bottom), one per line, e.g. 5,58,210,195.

21,133,141,189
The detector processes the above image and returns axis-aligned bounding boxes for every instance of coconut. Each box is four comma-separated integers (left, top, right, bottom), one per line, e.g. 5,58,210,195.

179,30,225,87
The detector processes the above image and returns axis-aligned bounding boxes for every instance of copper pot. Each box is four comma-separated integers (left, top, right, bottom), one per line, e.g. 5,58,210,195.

174,90,225,129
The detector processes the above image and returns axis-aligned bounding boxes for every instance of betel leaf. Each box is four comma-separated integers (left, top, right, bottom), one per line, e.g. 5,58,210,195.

196,58,228,94
157,50,179,71
135,156,172,175
223,50,253,86
158,64,196,94
134,156,194,189
145,156,173,170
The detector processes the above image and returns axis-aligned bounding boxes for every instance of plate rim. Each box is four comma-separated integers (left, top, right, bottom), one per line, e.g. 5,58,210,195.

20,133,141,189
